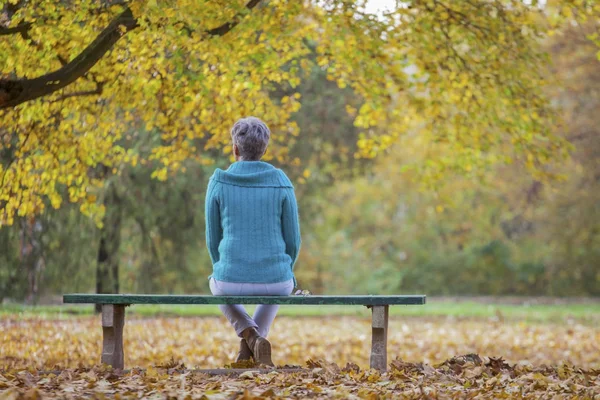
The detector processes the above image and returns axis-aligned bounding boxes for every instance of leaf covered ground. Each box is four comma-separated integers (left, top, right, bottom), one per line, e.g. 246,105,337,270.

1,315,599,398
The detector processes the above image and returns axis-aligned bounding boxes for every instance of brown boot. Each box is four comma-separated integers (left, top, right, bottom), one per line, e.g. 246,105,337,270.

236,339,253,362
242,327,273,366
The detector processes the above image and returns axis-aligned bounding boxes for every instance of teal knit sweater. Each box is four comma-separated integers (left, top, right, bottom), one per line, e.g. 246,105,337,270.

205,161,301,284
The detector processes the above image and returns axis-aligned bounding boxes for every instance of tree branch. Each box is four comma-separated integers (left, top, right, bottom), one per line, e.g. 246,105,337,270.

1,1,263,109
0,22,32,36
51,81,105,103
0,8,138,109
174,0,263,38
206,0,262,36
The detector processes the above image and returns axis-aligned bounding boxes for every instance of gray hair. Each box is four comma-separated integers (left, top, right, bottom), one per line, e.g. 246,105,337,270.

230,116,270,161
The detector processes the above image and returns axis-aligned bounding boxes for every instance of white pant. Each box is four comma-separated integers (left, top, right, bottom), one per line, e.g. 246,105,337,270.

209,278,295,338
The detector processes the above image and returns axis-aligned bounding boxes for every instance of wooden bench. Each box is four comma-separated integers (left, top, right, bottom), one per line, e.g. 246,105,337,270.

62,294,426,371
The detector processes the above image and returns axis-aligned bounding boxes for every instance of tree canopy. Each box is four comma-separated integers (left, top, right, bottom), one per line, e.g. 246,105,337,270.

1,0,598,227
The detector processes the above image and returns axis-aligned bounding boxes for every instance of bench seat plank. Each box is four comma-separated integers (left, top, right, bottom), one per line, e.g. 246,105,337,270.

63,294,426,305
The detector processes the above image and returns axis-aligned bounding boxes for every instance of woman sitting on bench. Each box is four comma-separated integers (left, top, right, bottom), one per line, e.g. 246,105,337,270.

205,116,301,366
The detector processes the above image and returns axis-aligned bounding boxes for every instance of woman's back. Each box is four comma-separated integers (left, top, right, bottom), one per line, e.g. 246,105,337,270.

205,161,300,284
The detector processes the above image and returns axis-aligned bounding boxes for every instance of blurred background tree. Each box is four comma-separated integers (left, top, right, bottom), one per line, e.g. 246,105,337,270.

0,0,598,302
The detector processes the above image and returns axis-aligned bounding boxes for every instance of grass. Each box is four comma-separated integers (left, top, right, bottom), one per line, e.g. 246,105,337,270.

2,300,599,324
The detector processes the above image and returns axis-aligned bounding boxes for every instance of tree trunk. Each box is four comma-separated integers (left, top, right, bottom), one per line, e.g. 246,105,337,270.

136,218,160,294
95,183,122,313
20,217,45,305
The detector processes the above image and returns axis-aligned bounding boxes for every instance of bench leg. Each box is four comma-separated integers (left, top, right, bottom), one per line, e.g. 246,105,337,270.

101,304,125,369
370,305,389,371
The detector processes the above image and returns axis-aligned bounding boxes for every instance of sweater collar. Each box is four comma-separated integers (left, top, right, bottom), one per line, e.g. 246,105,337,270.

212,161,293,188
226,161,275,174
